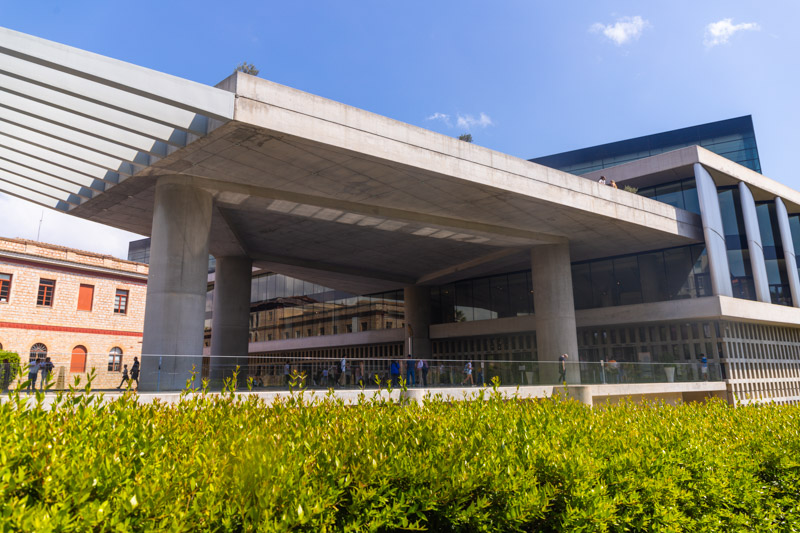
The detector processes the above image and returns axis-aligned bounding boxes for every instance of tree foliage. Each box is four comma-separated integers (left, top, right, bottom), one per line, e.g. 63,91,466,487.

458,133,473,142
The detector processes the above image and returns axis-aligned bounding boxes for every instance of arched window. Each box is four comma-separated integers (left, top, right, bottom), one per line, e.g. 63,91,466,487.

30,343,47,363
108,347,123,372
71,345,87,373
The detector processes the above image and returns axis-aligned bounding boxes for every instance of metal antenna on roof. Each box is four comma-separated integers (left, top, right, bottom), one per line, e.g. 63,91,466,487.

36,211,43,241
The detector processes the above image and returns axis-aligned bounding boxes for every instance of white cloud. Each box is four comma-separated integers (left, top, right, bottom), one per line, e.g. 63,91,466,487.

704,18,760,48
426,112,451,126
0,192,144,259
456,112,493,130
590,16,649,46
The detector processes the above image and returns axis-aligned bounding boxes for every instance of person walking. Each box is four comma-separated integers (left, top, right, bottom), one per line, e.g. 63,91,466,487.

461,361,474,386
27,358,41,393
417,358,428,387
700,353,709,381
130,357,140,390
406,355,416,387
117,364,130,389
389,360,400,387
340,357,347,387
284,361,291,385
558,353,569,383
40,357,54,390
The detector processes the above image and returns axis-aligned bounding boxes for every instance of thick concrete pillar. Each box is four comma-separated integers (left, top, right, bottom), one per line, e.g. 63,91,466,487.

210,256,253,385
738,182,770,303
775,197,800,307
140,177,212,391
693,163,733,297
531,243,579,384
403,285,431,361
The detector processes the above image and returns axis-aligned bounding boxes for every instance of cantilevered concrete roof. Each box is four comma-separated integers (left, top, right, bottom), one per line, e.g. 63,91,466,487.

0,27,702,294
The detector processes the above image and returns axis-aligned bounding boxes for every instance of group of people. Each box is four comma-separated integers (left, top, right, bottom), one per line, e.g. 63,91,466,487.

116,357,140,390
26,356,54,392
597,175,618,189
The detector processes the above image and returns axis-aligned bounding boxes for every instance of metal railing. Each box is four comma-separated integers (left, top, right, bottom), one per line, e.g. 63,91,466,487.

0,355,723,393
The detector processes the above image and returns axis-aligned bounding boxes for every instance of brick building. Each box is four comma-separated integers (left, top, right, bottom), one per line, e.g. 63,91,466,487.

0,238,147,389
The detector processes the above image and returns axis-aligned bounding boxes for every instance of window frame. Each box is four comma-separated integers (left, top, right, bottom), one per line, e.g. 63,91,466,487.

0,273,11,303
108,347,123,372
114,289,129,315
37,278,56,307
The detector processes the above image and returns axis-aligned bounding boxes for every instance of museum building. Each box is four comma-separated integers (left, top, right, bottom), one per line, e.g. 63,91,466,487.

1,27,799,403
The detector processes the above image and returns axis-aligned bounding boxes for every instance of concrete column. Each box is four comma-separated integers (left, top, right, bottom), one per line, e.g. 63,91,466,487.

403,285,431,361
531,243,579,384
210,255,253,385
140,176,212,391
738,182,770,303
775,197,800,307
693,163,732,297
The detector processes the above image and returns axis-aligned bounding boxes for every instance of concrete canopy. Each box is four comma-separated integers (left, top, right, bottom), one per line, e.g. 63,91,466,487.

0,28,702,295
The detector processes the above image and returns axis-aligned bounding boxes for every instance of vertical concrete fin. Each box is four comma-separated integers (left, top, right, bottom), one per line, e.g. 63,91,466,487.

738,182,770,303
775,197,800,307
693,163,733,297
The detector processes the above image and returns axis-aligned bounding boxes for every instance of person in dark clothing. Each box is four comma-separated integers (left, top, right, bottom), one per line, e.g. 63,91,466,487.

130,357,140,389
41,357,54,390
117,364,130,389
389,360,400,387
558,353,568,383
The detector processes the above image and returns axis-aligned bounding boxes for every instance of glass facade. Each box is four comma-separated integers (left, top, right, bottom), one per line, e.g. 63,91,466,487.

788,214,800,288
530,116,761,175
430,271,533,324
571,244,710,310
756,202,792,305
245,273,404,342
718,187,756,300
637,178,700,214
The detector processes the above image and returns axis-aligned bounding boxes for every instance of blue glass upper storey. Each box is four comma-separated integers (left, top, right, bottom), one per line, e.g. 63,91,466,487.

529,115,761,175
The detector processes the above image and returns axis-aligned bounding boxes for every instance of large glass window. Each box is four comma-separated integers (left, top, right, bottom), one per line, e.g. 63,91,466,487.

718,187,756,300
636,178,700,214
757,202,792,305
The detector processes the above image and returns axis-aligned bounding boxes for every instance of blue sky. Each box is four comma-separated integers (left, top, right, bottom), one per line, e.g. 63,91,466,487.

1,1,798,257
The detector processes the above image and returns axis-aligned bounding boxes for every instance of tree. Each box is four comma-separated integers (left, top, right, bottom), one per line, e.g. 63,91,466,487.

458,133,473,143
235,62,259,76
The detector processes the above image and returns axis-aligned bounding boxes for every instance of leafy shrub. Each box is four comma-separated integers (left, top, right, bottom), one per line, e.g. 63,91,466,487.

0,382,799,531
0,349,20,386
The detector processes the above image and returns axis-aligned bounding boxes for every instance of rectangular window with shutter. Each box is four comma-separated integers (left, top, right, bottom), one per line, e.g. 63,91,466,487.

77,284,94,311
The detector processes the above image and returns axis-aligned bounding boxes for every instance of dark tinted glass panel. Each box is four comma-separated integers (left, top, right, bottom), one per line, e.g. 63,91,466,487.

664,247,693,299
492,275,513,318
455,281,473,322
639,252,668,303
613,256,642,305
508,272,533,316
471,277,493,321
656,182,684,210
572,263,593,310
682,180,700,214
591,260,614,308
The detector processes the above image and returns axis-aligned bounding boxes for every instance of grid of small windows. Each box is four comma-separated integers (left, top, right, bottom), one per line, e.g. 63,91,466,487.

0,273,11,302
36,279,55,307
114,289,129,314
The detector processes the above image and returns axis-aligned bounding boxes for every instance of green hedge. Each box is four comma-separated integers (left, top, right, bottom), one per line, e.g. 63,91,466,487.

0,349,20,387
1,382,799,532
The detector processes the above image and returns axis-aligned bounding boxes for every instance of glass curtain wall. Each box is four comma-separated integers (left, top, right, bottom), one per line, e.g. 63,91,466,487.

430,271,534,325
244,273,404,342
571,244,709,310
757,202,792,305
718,187,756,300
637,178,700,214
